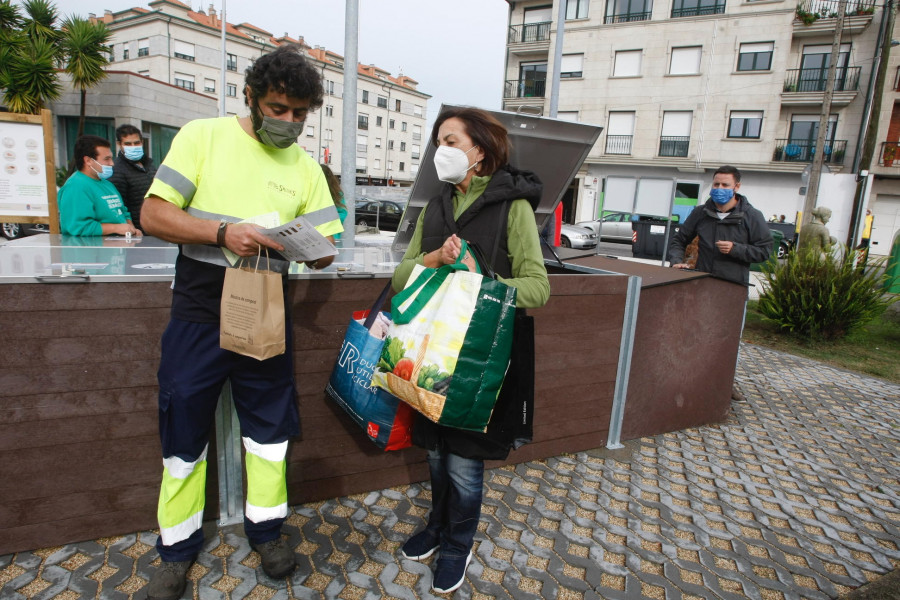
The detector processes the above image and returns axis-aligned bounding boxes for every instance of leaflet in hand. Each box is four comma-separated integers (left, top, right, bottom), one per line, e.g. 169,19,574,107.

260,215,337,262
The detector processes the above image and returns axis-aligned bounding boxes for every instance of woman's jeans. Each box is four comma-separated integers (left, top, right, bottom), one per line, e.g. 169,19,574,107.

424,448,485,558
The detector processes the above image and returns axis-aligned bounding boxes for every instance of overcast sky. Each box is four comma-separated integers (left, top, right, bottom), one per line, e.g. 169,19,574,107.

60,0,511,131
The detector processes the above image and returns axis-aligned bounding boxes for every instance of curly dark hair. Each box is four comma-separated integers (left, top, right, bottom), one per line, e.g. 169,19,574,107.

431,107,510,176
74,135,111,170
244,44,324,109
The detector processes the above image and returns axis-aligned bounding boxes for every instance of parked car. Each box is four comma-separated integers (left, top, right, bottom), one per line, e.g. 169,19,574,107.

575,212,634,243
559,223,598,249
2,222,49,240
353,199,405,232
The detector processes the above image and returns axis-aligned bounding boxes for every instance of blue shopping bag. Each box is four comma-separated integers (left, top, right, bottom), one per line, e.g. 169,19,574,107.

325,282,414,451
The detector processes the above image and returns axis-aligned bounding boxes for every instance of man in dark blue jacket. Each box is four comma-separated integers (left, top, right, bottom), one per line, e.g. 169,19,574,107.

668,165,772,286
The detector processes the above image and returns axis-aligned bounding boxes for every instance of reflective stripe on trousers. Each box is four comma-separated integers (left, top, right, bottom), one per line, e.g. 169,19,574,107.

156,437,289,547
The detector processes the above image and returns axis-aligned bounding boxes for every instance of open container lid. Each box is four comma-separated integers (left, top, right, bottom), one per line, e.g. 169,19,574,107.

392,105,603,252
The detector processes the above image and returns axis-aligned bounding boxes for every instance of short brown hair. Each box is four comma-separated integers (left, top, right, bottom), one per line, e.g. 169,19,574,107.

431,107,510,177
714,164,742,183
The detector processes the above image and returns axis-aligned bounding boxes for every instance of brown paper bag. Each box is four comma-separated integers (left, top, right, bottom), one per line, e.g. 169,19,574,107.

220,254,285,360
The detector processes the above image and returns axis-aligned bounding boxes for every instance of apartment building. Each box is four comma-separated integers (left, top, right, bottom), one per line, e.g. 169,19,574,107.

82,0,429,185
504,0,898,251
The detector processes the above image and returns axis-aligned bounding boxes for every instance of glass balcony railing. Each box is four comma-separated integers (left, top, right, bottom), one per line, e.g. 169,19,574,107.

771,138,848,164
508,22,551,44
605,135,633,155
783,67,860,92
659,136,690,157
504,79,546,99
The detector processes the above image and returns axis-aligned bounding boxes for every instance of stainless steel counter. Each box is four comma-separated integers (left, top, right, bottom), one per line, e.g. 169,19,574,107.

0,234,403,283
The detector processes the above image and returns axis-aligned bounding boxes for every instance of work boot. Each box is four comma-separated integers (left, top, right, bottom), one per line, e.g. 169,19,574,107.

252,537,296,578
401,528,440,561
146,560,192,600
432,550,473,594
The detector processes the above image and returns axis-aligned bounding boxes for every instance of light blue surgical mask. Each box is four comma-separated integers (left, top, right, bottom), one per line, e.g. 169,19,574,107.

123,146,144,161
710,187,734,205
90,158,114,180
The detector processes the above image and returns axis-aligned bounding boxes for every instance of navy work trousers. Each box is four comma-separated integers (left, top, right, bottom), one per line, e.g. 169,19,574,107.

155,318,298,562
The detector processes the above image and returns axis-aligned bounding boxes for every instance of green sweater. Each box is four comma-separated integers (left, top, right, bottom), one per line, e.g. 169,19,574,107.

59,171,131,236
393,175,550,309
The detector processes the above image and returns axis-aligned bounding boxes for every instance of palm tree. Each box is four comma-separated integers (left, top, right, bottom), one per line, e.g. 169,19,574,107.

0,0,23,30
20,0,59,45
59,16,111,137
0,36,60,114
0,0,61,114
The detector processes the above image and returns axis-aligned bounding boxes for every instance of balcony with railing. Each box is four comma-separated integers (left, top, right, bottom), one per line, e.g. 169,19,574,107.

604,10,651,23
671,1,725,18
771,139,848,164
605,135,633,155
794,0,876,35
783,67,860,92
659,136,690,157
878,141,899,168
508,22,551,45
504,79,546,99
781,67,861,106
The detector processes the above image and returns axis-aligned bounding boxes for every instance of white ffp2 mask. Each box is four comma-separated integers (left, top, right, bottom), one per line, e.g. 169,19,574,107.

433,145,478,184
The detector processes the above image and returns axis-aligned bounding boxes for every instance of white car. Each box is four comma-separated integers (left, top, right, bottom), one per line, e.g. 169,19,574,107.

559,223,598,249
575,212,634,243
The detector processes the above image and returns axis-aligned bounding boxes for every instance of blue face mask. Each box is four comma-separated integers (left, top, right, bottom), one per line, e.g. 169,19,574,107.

90,158,114,180
710,187,734,205
123,146,144,161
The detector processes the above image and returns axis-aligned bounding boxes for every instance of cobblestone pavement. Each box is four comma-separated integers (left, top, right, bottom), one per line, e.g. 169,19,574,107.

2,344,899,600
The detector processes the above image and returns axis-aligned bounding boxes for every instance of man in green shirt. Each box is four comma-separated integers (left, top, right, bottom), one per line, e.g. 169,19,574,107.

58,135,140,237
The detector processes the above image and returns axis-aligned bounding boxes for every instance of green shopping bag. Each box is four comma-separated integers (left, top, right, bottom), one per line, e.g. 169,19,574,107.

371,244,517,432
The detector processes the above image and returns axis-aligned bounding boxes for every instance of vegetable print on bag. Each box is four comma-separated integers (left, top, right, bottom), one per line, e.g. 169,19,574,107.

371,262,516,432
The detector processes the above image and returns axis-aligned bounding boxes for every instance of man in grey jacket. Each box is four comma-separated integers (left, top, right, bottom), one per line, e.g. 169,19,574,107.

668,165,772,285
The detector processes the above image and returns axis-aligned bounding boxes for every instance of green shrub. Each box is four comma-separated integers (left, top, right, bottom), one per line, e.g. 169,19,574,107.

55,167,69,188
758,245,898,340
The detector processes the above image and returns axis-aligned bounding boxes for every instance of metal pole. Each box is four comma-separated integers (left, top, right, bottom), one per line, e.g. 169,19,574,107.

341,0,358,245
318,63,325,163
219,0,226,117
607,275,641,450
215,381,244,526
848,0,894,245
547,0,566,118
851,0,892,174
383,84,391,187
799,0,847,236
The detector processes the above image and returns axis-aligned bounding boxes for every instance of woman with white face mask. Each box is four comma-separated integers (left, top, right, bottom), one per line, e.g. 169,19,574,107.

391,107,550,594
